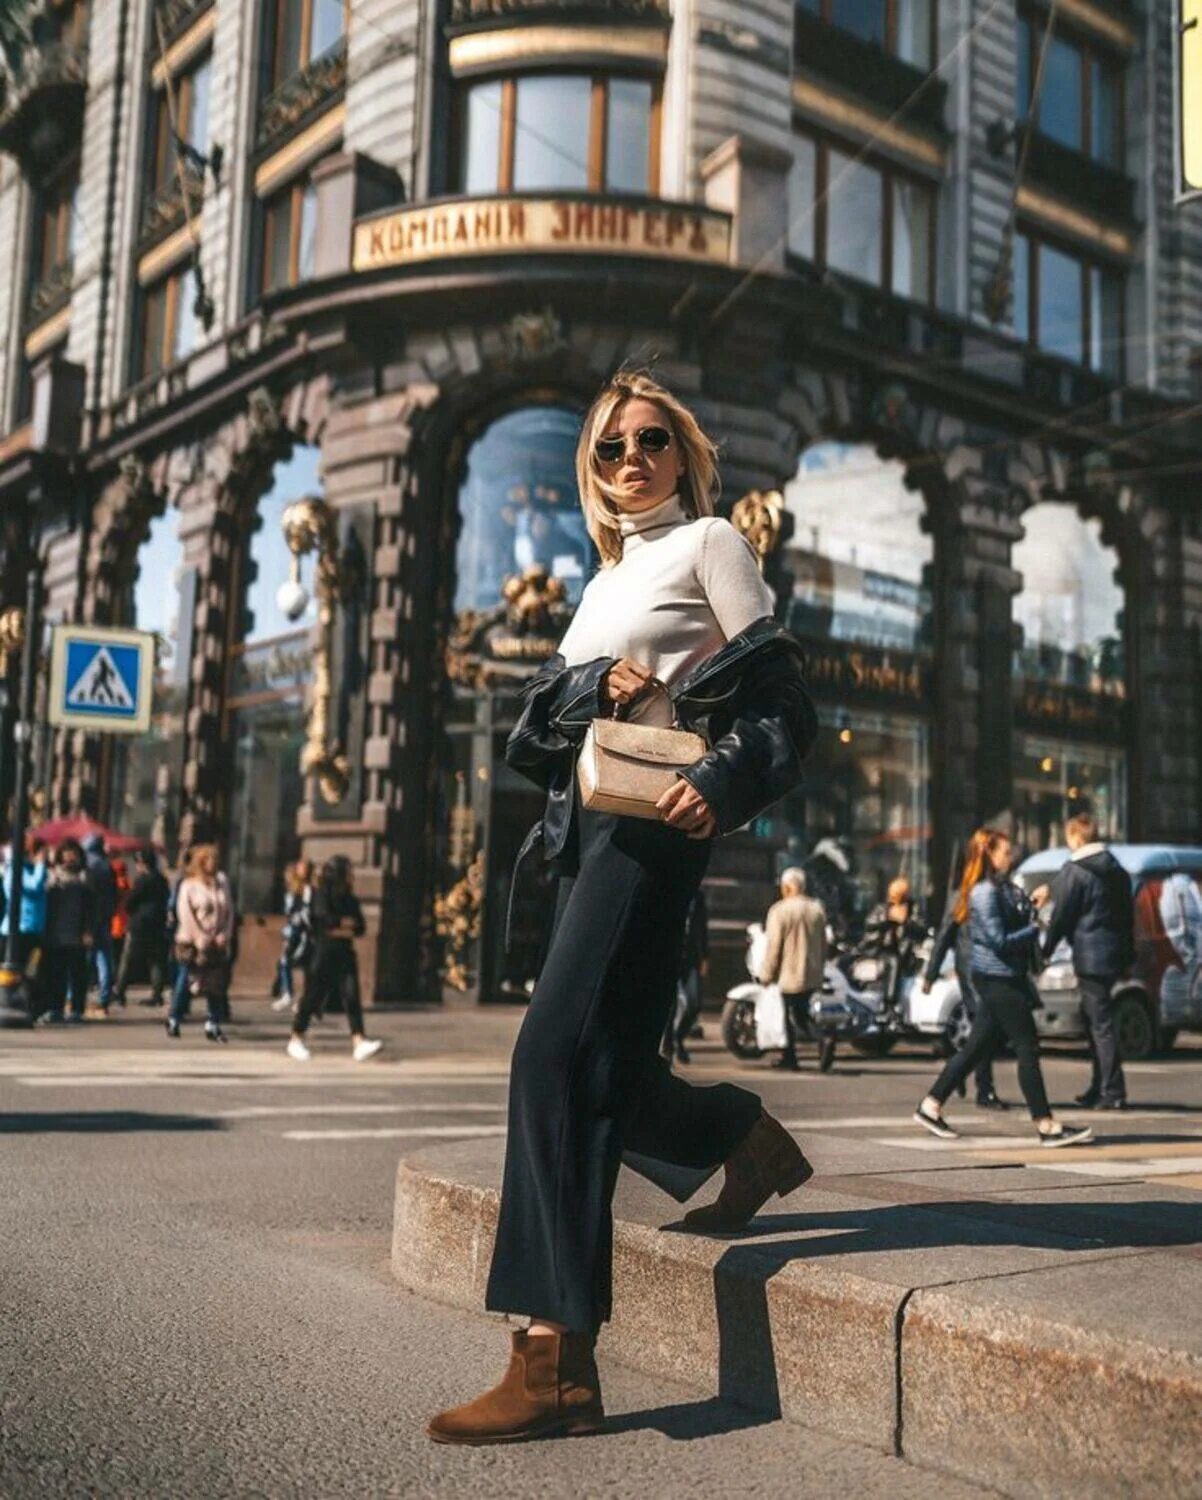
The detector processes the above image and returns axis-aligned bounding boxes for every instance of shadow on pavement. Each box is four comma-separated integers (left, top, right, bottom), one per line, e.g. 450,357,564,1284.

0,1111,224,1134
602,1395,778,1439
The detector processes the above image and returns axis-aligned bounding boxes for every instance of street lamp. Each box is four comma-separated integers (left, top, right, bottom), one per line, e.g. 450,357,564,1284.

276,495,349,805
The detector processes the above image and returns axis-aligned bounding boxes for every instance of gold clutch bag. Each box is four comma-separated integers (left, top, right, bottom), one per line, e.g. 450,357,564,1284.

577,688,707,820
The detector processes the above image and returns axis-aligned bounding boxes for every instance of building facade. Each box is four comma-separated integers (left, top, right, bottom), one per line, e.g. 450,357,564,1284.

1,0,1201,1002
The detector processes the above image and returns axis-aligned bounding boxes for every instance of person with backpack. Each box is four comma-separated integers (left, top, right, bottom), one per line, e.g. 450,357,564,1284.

1033,812,1135,1111
81,834,118,1015
40,840,95,1026
285,856,381,1063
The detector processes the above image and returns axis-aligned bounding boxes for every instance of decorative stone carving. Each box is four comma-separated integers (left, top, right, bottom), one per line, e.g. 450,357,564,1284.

255,37,347,155
730,488,785,568
445,565,572,689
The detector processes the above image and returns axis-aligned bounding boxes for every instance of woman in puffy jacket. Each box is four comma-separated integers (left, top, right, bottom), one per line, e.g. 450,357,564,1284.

914,827,1092,1148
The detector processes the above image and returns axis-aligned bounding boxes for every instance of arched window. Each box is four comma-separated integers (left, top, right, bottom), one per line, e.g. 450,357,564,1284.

224,447,321,915
770,443,934,927
111,506,188,846
455,406,594,614
1012,503,1127,845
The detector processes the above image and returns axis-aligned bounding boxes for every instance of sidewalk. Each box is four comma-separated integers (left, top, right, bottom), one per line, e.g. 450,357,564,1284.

392,1127,1202,1499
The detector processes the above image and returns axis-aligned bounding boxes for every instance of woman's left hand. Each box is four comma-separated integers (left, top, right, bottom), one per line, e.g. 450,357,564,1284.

657,778,717,840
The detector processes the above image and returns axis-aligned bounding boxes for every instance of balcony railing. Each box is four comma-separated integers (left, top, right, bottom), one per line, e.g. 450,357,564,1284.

255,36,347,158
1019,127,1137,227
137,156,206,254
26,256,73,327
794,7,947,136
0,35,88,172
449,0,670,23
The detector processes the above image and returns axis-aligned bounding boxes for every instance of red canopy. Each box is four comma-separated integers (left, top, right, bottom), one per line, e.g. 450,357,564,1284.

31,815,146,855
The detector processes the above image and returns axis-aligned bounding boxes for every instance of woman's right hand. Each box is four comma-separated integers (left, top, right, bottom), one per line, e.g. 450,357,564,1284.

603,658,655,709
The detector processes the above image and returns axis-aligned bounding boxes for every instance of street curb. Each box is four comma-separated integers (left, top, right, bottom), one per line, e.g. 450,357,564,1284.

392,1148,1202,1497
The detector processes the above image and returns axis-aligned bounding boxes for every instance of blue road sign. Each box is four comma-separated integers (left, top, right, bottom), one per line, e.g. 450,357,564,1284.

48,626,155,734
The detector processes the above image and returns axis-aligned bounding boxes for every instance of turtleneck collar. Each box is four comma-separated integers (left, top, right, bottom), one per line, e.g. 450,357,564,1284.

617,492,687,544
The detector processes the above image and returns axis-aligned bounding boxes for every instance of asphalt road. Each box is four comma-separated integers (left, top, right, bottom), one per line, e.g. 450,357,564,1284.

3,1001,1200,1498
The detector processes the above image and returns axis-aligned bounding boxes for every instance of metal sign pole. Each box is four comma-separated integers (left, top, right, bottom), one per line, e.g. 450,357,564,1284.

1,566,42,1015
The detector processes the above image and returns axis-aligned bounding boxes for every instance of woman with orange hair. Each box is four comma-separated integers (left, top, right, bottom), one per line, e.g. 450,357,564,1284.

913,827,1091,1147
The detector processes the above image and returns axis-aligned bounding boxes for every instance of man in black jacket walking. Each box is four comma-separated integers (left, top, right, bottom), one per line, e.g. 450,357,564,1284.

1035,813,1134,1110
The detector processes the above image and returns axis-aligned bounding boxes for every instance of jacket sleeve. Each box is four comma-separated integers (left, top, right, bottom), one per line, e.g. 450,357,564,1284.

504,652,614,791
1042,866,1084,959
677,653,818,836
760,906,783,985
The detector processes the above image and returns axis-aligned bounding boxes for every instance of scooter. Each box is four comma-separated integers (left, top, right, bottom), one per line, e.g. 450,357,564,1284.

720,924,793,1059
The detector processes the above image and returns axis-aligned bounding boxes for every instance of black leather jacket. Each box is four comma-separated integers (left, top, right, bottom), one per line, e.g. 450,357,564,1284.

505,616,818,888
1042,848,1134,977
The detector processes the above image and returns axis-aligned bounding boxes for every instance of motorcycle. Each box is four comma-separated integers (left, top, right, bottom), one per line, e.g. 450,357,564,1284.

720,923,795,1060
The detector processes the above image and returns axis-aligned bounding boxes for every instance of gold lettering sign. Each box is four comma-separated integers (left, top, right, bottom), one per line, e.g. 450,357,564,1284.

796,636,930,705
352,196,732,272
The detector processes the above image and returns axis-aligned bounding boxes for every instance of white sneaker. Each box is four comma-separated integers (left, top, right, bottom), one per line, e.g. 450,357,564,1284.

270,995,293,1012
286,1037,311,1063
352,1038,383,1063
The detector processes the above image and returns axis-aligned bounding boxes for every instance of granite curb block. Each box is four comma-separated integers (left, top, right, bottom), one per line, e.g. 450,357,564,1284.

392,1146,1202,1498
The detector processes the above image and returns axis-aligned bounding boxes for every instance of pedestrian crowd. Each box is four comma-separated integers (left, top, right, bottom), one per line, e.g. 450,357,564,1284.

0,837,380,1061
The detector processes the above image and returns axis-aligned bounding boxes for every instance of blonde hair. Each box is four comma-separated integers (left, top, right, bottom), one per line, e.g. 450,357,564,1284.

191,843,219,881
574,371,720,567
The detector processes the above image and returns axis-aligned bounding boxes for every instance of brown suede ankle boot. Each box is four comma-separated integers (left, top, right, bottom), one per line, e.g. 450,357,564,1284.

426,1329,605,1445
681,1110,813,1233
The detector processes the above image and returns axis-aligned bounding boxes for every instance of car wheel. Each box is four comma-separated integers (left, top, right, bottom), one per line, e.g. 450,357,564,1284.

1114,992,1155,1061
849,1034,898,1057
720,998,763,1060
935,999,973,1058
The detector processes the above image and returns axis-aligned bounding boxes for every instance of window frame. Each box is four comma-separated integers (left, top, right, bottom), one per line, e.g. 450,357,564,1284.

789,126,937,304
1016,8,1126,168
31,154,81,287
147,50,212,196
133,260,197,383
1014,226,1124,378
257,172,318,297
799,0,938,70
263,0,349,95
453,70,664,196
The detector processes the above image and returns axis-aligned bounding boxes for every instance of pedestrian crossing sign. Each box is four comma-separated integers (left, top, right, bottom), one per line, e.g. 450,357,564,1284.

48,625,155,734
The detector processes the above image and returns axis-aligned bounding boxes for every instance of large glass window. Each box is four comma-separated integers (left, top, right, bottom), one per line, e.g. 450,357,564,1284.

224,447,321,915
148,53,211,194
456,73,660,195
111,508,189,849
31,155,81,291
134,261,199,380
258,171,319,295
789,130,936,303
264,0,346,92
455,407,596,614
1017,12,1124,168
1014,231,1123,376
1014,736,1126,851
783,441,934,652
1012,502,1125,696
799,0,934,69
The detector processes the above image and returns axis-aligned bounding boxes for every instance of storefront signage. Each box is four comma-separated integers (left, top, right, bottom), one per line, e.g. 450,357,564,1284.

352,196,732,273
797,635,930,706
1015,679,1127,742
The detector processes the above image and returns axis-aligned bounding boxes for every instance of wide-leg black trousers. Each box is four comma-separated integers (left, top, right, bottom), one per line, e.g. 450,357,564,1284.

485,809,762,1333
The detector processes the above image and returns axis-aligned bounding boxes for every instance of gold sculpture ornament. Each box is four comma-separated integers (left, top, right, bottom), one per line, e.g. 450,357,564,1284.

730,489,785,569
0,607,24,675
434,850,485,991
279,495,350,805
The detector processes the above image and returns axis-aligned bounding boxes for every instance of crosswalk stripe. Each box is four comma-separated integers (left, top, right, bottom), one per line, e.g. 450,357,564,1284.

10,1072,510,1089
282,1125,509,1142
1025,1156,1202,1178
220,1103,505,1119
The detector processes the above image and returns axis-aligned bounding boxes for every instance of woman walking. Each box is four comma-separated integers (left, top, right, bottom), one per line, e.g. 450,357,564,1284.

167,843,234,1042
286,856,381,1062
428,372,819,1446
272,859,314,1013
913,828,1092,1147
40,840,94,1026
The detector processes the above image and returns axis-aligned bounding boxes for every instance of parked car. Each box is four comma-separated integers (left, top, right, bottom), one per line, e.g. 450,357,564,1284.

1014,844,1202,1059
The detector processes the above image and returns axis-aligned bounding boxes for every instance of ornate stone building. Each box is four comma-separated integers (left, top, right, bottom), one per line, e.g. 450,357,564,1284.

1,0,1200,1002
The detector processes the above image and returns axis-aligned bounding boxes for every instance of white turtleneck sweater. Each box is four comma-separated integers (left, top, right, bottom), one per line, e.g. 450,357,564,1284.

557,493,775,726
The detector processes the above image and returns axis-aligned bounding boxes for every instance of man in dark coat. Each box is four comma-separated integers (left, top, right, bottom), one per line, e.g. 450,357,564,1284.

82,833,118,1013
114,846,171,1007
1036,812,1134,1110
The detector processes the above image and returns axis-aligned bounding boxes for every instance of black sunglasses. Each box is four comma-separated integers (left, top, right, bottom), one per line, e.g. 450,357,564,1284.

594,426,674,464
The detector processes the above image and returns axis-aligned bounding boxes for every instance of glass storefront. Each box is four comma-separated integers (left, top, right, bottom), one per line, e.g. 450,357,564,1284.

1013,734,1127,853
441,405,591,999
224,447,319,915
1012,502,1127,850
110,506,188,849
766,443,934,928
